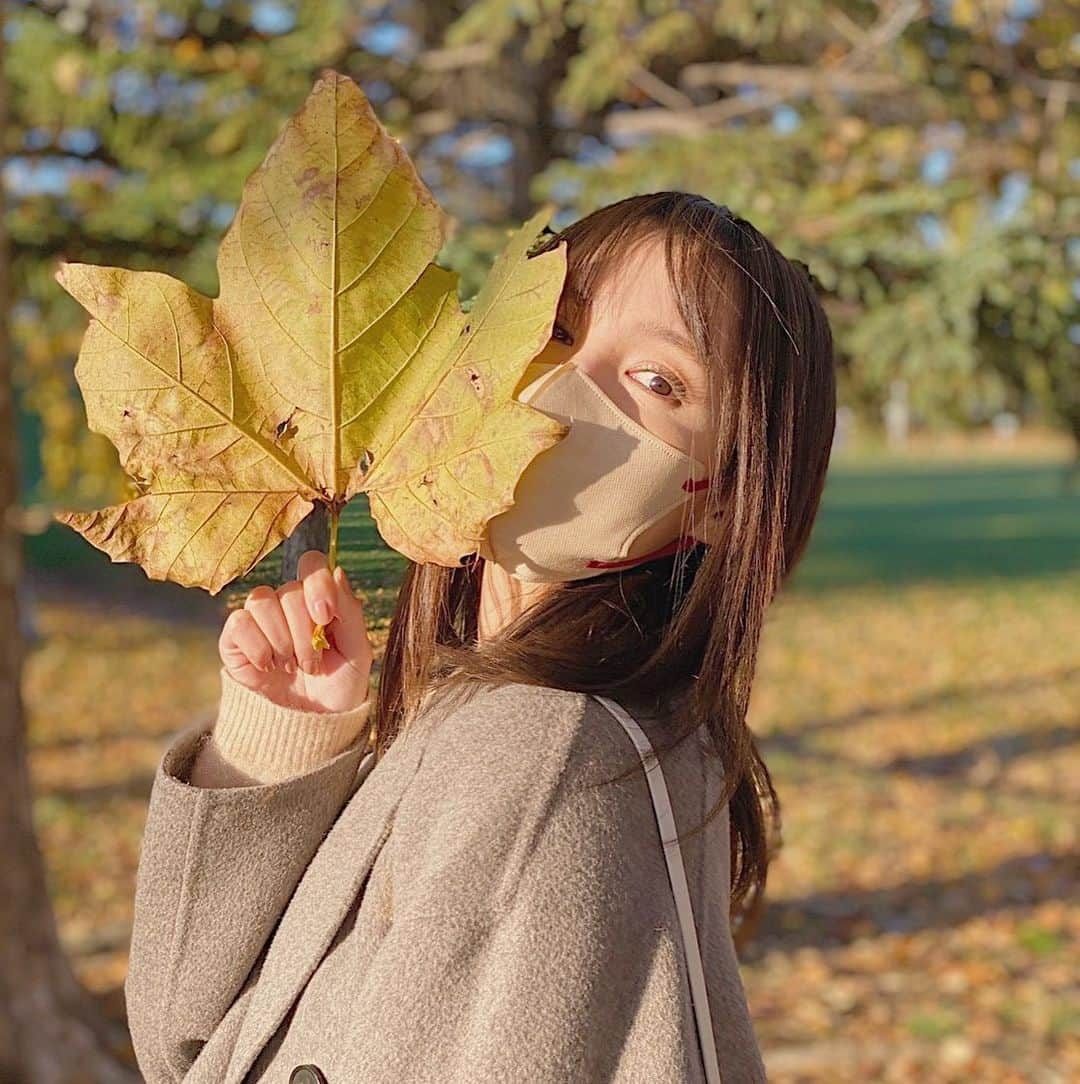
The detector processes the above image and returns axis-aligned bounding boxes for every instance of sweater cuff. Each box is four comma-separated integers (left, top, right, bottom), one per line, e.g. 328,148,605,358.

209,667,374,783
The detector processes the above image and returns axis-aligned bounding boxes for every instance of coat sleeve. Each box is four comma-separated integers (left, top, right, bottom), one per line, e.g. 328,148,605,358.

344,689,705,1083
124,671,373,1084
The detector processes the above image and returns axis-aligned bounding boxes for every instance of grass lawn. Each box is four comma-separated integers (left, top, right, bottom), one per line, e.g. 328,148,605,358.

22,442,1079,1081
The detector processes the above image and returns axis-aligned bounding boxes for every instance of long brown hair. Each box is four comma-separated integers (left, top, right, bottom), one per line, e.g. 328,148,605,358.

371,191,836,938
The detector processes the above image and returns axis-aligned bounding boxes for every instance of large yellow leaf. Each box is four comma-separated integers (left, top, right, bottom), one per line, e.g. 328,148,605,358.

54,70,568,594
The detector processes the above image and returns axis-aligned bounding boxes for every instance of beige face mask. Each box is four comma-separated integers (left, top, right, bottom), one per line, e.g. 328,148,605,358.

477,359,718,582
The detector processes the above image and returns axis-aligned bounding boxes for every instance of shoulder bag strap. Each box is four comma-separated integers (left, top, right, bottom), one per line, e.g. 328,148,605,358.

591,694,723,1084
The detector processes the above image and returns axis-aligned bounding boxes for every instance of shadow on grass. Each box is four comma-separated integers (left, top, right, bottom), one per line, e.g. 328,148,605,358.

744,849,1074,957
42,772,156,804
758,664,1078,806
789,460,1080,592
764,665,1078,742
25,510,226,625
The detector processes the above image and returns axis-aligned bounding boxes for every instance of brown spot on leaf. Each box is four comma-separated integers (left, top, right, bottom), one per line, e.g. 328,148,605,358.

275,409,299,443
294,165,332,208
302,178,332,207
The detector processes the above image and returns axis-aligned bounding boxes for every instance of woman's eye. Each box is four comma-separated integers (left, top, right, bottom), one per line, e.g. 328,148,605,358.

550,322,574,346
631,366,688,401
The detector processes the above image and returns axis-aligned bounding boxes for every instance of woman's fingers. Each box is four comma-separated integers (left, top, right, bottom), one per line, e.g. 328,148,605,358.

220,552,366,682
218,552,368,697
278,580,322,674
219,608,275,674
330,565,372,669
297,549,337,627
243,585,296,673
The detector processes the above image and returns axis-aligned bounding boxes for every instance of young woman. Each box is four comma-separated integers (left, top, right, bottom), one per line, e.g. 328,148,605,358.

124,191,835,1084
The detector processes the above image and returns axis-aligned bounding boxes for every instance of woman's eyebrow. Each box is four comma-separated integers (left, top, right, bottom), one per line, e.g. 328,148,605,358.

634,320,699,360
560,286,702,364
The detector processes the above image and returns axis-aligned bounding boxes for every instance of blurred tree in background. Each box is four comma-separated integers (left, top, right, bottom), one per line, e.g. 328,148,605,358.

454,0,1077,440
6,0,1077,515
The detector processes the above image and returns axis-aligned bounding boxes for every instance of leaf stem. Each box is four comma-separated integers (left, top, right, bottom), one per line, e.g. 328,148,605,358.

328,507,339,571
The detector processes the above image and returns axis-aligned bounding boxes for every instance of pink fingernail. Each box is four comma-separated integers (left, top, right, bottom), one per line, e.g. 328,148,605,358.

314,600,332,623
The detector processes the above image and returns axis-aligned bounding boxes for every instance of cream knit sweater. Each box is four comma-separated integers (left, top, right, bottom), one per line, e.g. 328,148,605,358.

188,667,375,789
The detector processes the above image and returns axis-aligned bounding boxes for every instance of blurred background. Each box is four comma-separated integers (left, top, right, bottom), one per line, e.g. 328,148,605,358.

0,1,1076,1081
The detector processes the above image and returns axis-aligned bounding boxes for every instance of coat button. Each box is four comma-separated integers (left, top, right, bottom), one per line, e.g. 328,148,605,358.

289,1066,327,1084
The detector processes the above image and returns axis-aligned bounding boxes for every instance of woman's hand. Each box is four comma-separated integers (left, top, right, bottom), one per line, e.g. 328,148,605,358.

218,549,374,713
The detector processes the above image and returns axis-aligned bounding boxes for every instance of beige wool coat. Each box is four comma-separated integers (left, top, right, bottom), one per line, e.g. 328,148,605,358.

124,668,768,1084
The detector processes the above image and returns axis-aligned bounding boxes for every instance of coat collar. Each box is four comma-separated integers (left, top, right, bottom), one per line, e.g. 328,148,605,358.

223,721,429,1084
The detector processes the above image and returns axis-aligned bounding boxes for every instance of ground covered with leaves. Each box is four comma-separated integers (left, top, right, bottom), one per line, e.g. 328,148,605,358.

23,449,1078,1082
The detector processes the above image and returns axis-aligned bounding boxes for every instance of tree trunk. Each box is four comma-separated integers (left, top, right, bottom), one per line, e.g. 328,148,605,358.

0,12,138,1080
279,504,330,581
504,21,571,224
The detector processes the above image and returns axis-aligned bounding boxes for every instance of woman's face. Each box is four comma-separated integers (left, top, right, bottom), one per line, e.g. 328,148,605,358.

535,234,714,474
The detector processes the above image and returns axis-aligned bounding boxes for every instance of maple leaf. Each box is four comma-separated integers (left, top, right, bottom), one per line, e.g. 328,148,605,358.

53,70,568,595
